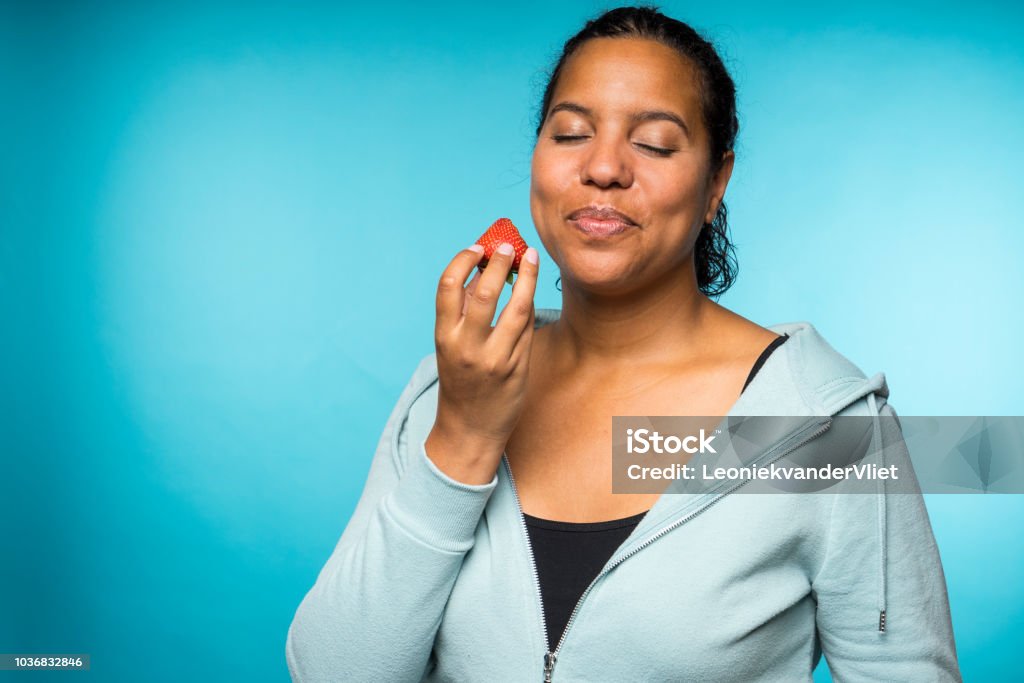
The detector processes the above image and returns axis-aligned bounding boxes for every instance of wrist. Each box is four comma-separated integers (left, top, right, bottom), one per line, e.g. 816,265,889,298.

425,423,504,486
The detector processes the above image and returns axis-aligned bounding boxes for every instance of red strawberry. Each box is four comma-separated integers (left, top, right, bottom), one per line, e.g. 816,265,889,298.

475,218,529,285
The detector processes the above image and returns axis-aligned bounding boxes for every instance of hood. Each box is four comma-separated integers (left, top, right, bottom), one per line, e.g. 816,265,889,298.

531,308,892,633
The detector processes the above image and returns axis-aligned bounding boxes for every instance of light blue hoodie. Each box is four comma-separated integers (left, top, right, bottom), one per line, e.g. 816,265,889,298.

286,309,960,682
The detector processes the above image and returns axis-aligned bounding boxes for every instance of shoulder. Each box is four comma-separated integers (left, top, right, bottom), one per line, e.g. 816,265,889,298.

387,353,441,468
400,352,440,416
764,320,890,416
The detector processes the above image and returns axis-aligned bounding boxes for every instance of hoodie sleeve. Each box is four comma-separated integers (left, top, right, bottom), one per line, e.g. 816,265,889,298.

812,395,961,682
285,357,499,682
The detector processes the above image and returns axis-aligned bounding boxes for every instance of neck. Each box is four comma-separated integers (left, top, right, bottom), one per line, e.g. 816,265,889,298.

547,266,716,373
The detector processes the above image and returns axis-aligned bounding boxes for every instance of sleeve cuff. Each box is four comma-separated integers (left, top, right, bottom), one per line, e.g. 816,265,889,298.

384,438,499,552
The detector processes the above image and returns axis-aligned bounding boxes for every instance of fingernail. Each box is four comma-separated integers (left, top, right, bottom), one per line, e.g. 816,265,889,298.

468,244,484,254
524,247,538,265
497,242,513,256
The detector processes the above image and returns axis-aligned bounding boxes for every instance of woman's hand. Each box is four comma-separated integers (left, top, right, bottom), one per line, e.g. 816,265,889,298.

424,242,540,485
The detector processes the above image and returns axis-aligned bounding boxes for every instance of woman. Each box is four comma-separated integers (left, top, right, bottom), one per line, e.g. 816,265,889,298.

287,7,960,681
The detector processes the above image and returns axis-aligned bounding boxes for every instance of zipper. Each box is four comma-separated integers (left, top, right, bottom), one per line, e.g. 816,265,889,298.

501,454,555,682
503,416,831,682
542,651,557,682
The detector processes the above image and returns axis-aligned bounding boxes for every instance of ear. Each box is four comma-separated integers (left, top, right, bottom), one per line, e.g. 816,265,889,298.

703,151,735,225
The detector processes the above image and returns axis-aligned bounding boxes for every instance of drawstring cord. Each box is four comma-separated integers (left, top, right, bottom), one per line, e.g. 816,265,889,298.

867,391,888,633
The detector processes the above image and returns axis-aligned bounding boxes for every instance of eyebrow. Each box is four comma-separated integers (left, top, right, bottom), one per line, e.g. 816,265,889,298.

547,101,690,138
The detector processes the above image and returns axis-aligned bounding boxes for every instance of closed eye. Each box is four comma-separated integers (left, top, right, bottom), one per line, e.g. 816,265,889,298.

635,143,675,157
551,135,675,157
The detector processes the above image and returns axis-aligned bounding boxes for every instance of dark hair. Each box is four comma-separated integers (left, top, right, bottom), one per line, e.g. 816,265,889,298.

536,5,739,298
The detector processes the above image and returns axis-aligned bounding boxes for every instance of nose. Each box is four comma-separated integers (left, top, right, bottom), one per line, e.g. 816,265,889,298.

579,133,634,189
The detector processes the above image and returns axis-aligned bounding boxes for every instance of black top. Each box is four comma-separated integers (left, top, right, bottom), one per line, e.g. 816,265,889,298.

524,333,790,652
741,333,790,393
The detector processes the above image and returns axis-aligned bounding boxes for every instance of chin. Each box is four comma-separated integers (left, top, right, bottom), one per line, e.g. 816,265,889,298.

561,261,641,296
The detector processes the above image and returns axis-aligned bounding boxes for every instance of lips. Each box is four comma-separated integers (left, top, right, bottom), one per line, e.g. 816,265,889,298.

568,205,637,237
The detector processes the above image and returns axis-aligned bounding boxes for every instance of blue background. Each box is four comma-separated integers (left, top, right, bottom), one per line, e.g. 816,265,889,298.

2,1,1022,680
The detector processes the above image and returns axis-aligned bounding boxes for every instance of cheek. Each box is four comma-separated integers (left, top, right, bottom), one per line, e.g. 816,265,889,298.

529,183,559,265
531,149,573,202
637,165,706,225
530,150,574,232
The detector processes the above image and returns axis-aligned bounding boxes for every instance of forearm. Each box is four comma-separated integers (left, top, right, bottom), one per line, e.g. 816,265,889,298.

286,439,497,682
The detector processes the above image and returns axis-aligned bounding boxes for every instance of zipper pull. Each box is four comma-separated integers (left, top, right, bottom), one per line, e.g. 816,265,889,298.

543,651,557,682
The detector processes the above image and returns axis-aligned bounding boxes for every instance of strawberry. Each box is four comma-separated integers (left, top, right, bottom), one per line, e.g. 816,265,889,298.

475,217,529,285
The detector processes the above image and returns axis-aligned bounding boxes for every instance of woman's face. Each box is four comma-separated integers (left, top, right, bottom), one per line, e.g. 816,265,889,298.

530,37,733,295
